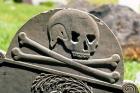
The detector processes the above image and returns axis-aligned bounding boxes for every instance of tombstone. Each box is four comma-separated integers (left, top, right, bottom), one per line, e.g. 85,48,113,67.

0,8,139,93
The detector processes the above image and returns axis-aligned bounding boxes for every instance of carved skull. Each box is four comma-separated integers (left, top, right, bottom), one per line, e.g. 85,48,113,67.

48,9,100,59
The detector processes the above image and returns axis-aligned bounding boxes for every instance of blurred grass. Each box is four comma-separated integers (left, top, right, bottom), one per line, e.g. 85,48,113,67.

0,0,140,91
124,60,140,80
0,2,53,51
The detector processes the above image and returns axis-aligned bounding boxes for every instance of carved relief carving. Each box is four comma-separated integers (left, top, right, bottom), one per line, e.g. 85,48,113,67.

0,9,139,93
47,10,99,59
10,32,120,83
122,82,139,93
31,73,93,93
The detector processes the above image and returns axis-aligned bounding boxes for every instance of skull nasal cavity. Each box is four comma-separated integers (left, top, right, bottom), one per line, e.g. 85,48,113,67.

71,31,80,42
86,34,96,42
84,41,88,50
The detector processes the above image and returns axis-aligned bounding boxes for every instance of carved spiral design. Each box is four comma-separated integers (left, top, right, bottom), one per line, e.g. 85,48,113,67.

31,73,93,93
122,82,139,93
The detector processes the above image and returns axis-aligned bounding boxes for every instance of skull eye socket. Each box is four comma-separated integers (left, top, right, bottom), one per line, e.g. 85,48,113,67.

86,34,96,43
71,31,80,42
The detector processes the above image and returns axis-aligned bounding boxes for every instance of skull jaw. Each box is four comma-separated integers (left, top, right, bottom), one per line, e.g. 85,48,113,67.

62,42,97,59
71,51,90,59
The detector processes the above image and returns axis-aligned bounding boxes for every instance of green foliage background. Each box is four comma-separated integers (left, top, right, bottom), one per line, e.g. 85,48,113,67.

0,1,52,50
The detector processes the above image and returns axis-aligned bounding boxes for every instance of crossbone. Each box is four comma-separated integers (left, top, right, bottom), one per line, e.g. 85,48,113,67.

11,32,121,83
0,31,121,84
11,47,119,68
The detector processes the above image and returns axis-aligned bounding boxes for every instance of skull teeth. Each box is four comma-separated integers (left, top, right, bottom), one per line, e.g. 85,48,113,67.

72,51,90,59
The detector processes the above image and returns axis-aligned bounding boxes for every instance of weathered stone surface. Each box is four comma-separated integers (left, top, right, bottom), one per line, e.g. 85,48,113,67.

89,5,140,60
